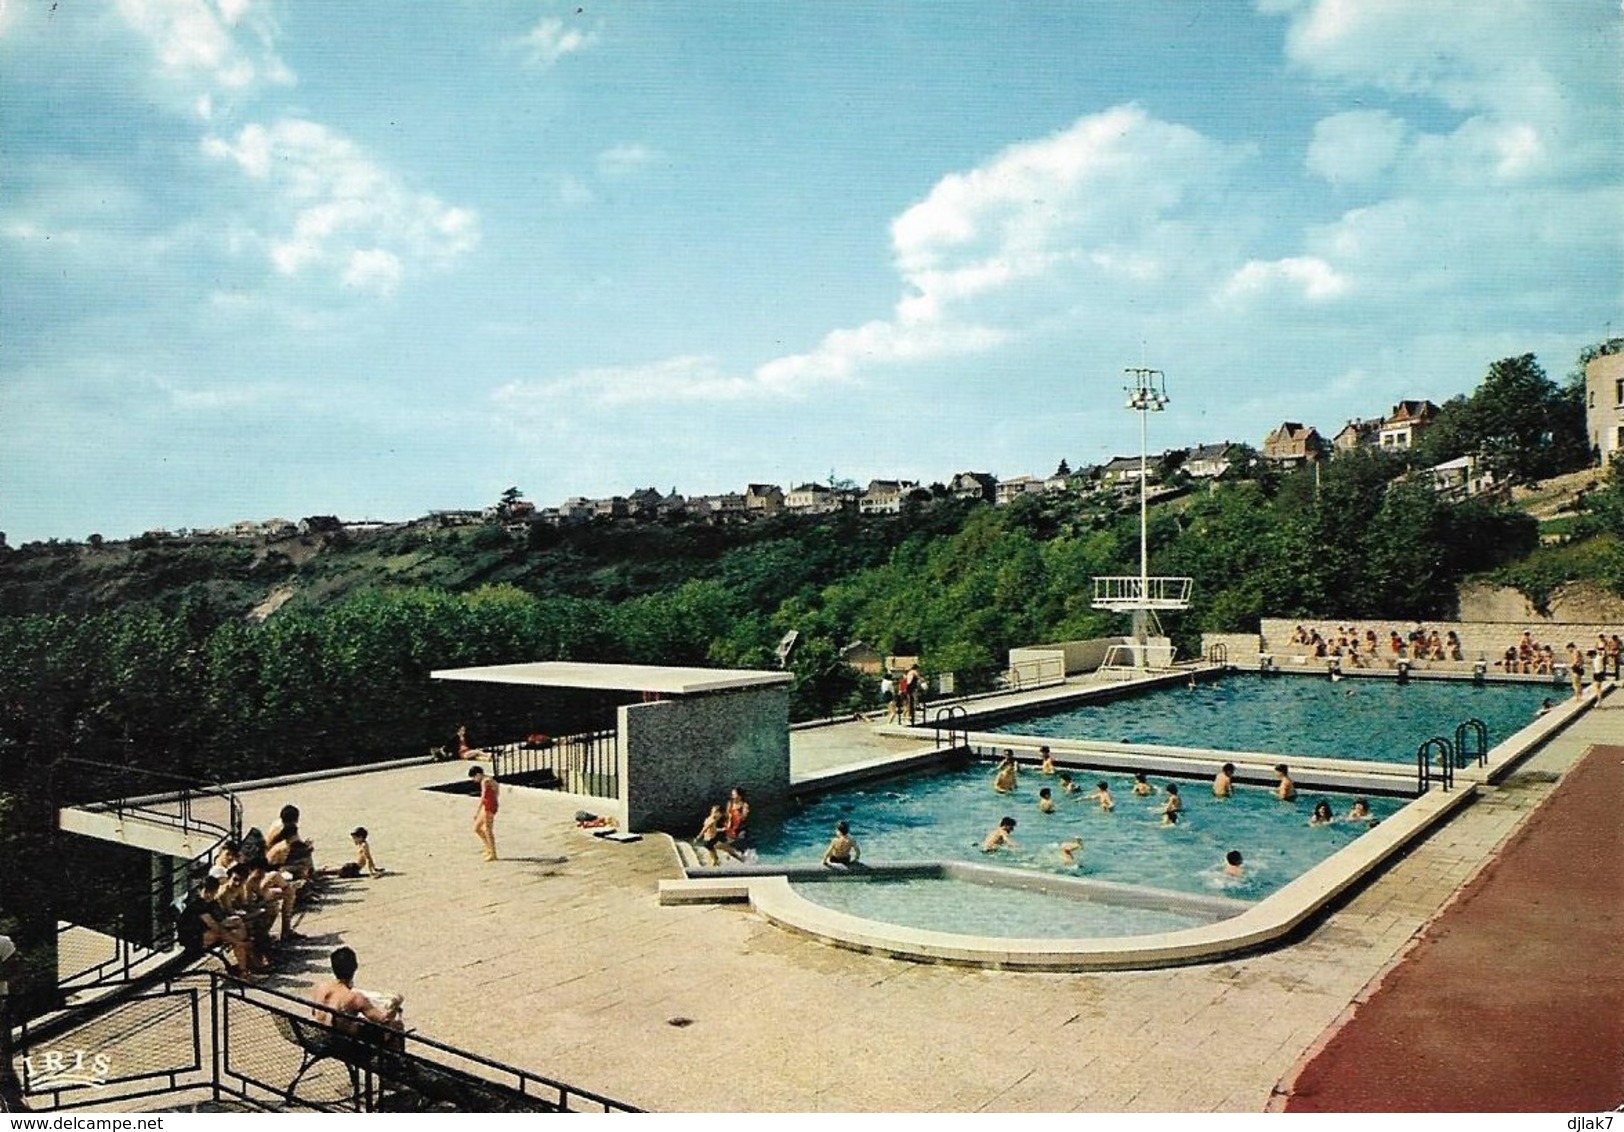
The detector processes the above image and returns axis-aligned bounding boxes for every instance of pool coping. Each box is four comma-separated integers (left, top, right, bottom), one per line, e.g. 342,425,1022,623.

658,780,1475,970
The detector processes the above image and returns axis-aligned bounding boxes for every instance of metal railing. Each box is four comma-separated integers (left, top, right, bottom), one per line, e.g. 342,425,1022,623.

51,758,242,993
11,972,642,1113
53,757,242,847
1416,737,1454,793
1005,655,1066,690
489,728,619,799
1452,718,1488,768
933,706,969,749
1205,642,1229,667
216,976,642,1113
1091,575,1193,610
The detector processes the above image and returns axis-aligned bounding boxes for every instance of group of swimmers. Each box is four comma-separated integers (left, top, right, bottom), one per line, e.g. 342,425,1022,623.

981,750,1378,870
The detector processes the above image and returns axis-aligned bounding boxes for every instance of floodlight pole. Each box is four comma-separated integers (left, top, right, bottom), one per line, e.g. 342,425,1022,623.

1124,367,1168,664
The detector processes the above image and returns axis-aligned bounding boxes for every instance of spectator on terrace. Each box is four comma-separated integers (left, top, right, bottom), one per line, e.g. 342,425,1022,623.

348,828,383,877
1567,643,1585,698
1389,631,1405,659
1608,634,1623,679
186,875,269,979
1426,631,1445,661
469,765,499,862
1445,630,1463,661
455,724,489,761
1536,645,1554,675
1364,629,1379,654
313,946,404,1040
1591,650,1606,697
1289,625,1308,645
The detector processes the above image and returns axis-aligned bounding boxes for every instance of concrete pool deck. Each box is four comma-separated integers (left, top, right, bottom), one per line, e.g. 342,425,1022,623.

186,682,1621,1112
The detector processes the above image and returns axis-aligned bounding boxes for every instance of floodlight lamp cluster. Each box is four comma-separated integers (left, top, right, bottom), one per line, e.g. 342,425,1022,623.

1123,367,1169,412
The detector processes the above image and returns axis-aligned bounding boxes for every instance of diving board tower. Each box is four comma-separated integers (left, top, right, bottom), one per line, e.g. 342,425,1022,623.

1091,366,1192,669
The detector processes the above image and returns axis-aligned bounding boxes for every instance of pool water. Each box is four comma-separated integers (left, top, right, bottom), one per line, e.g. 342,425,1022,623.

754,762,1403,904
789,876,1211,938
992,673,1553,763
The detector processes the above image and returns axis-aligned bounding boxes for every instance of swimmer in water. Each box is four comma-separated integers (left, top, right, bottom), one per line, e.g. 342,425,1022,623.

1347,798,1374,824
993,750,1018,794
1038,746,1056,775
1058,772,1079,794
1224,850,1244,877
1162,783,1183,818
1086,781,1115,812
1037,786,1055,814
1309,800,1334,826
1274,764,1297,802
982,816,1018,853
1213,762,1235,799
1059,838,1083,865
1131,772,1154,797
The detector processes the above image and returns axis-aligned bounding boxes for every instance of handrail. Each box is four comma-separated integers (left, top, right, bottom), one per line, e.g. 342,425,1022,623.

1453,718,1488,768
1205,642,1229,667
1416,737,1454,792
53,756,242,845
932,705,969,749
214,975,643,1113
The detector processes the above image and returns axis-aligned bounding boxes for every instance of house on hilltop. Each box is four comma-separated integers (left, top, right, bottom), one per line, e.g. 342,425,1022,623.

1584,347,1624,464
1378,400,1439,450
1262,422,1325,466
1184,442,1238,480
744,484,785,515
1333,417,1383,453
950,471,997,503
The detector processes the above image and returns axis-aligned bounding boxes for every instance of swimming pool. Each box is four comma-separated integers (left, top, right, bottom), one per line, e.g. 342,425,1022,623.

751,761,1403,930
988,673,1554,764
788,875,1213,938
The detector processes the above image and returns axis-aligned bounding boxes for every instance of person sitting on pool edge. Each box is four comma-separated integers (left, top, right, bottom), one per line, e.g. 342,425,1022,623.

1273,764,1297,801
993,751,1018,794
1037,786,1056,814
1131,772,1154,797
982,816,1018,853
1086,781,1115,812
822,821,861,868
1213,763,1235,798
1309,800,1335,826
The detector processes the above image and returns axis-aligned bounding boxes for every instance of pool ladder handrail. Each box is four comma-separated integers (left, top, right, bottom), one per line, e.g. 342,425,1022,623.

1416,736,1455,792
933,705,969,749
1454,718,1488,768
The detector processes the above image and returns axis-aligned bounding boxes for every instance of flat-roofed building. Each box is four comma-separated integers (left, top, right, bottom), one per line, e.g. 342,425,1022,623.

1585,348,1624,464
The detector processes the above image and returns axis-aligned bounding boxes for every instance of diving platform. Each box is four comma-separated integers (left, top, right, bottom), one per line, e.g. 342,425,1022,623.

1091,575,1193,612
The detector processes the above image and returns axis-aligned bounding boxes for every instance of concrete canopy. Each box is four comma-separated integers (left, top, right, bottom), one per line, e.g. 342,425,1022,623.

429,661,791,696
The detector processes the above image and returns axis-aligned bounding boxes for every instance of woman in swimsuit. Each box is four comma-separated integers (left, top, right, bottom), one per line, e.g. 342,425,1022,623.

469,766,499,861
723,787,750,854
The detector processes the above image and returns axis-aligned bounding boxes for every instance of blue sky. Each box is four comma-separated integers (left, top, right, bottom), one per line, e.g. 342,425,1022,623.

2,1,1619,543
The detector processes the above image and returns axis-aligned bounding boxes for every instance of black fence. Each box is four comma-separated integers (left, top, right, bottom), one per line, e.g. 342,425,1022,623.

487,727,619,799
9,972,642,1113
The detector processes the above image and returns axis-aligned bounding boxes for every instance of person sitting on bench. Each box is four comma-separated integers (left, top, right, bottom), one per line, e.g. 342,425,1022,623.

313,946,404,1041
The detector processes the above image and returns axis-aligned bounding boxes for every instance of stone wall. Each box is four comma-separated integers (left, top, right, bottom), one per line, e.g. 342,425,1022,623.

621,686,791,833
1009,636,1174,676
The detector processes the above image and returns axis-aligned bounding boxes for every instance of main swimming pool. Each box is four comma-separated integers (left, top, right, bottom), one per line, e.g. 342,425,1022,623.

750,761,1403,936
989,672,1554,763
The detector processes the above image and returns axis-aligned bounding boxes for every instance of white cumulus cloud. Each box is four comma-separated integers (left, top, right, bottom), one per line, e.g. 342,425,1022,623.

515,16,598,69
203,118,479,293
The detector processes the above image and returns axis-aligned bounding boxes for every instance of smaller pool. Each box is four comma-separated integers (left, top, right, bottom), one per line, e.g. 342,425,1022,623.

752,761,1404,914
789,875,1211,938
990,673,1554,764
